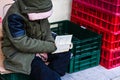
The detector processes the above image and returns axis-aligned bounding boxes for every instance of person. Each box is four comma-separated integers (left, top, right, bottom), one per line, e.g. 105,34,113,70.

1,0,71,80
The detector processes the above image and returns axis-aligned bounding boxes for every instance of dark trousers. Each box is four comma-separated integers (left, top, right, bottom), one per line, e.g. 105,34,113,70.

30,52,71,80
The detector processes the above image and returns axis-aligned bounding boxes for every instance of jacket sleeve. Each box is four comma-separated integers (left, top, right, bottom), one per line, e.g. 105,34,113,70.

7,14,56,53
43,20,55,42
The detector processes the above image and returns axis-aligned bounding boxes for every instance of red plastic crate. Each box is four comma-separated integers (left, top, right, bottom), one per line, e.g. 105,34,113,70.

101,47,120,60
102,40,120,49
101,0,120,6
74,0,120,14
71,15,120,42
71,4,120,33
72,1,120,25
100,57,120,69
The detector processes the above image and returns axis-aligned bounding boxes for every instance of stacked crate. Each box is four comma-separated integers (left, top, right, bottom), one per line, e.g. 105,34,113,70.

71,0,120,69
0,73,30,80
51,20,101,73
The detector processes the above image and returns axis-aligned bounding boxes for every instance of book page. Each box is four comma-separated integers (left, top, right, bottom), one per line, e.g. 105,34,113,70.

52,35,73,54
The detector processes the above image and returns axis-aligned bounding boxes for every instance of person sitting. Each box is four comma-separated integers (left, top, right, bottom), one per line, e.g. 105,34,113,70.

1,0,71,80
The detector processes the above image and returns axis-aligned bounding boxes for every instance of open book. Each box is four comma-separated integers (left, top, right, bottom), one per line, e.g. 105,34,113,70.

52,35,73,54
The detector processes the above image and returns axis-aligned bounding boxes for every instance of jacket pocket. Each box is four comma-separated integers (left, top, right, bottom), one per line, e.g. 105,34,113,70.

4,52,34,74
2,47,17,59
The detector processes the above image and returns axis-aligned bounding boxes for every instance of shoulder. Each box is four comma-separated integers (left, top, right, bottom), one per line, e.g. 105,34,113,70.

8,14,24,22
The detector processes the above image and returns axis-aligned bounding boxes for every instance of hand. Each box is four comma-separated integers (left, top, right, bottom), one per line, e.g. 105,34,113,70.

36,53,48,62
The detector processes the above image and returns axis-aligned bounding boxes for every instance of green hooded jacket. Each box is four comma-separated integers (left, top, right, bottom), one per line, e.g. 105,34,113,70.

2,0,56,75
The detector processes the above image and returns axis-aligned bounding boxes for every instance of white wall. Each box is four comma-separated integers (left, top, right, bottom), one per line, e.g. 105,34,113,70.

0,0,72,22
0,0,14,18
49,0,72,22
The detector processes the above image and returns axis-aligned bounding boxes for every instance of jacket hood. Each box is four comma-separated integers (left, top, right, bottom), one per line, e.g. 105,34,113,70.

17,0,53,13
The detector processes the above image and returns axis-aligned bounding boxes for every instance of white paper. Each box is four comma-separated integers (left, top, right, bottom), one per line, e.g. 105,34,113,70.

52,35,73,54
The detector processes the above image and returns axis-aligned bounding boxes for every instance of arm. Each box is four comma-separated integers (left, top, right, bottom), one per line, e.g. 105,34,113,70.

6,14,56,53
44,20,55,42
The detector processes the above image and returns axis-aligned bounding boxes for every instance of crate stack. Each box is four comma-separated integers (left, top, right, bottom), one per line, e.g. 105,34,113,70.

51,20,101,73
71,0,120,69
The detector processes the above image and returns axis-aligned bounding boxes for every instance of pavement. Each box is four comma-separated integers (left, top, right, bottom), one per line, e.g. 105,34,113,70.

61,65,120,80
